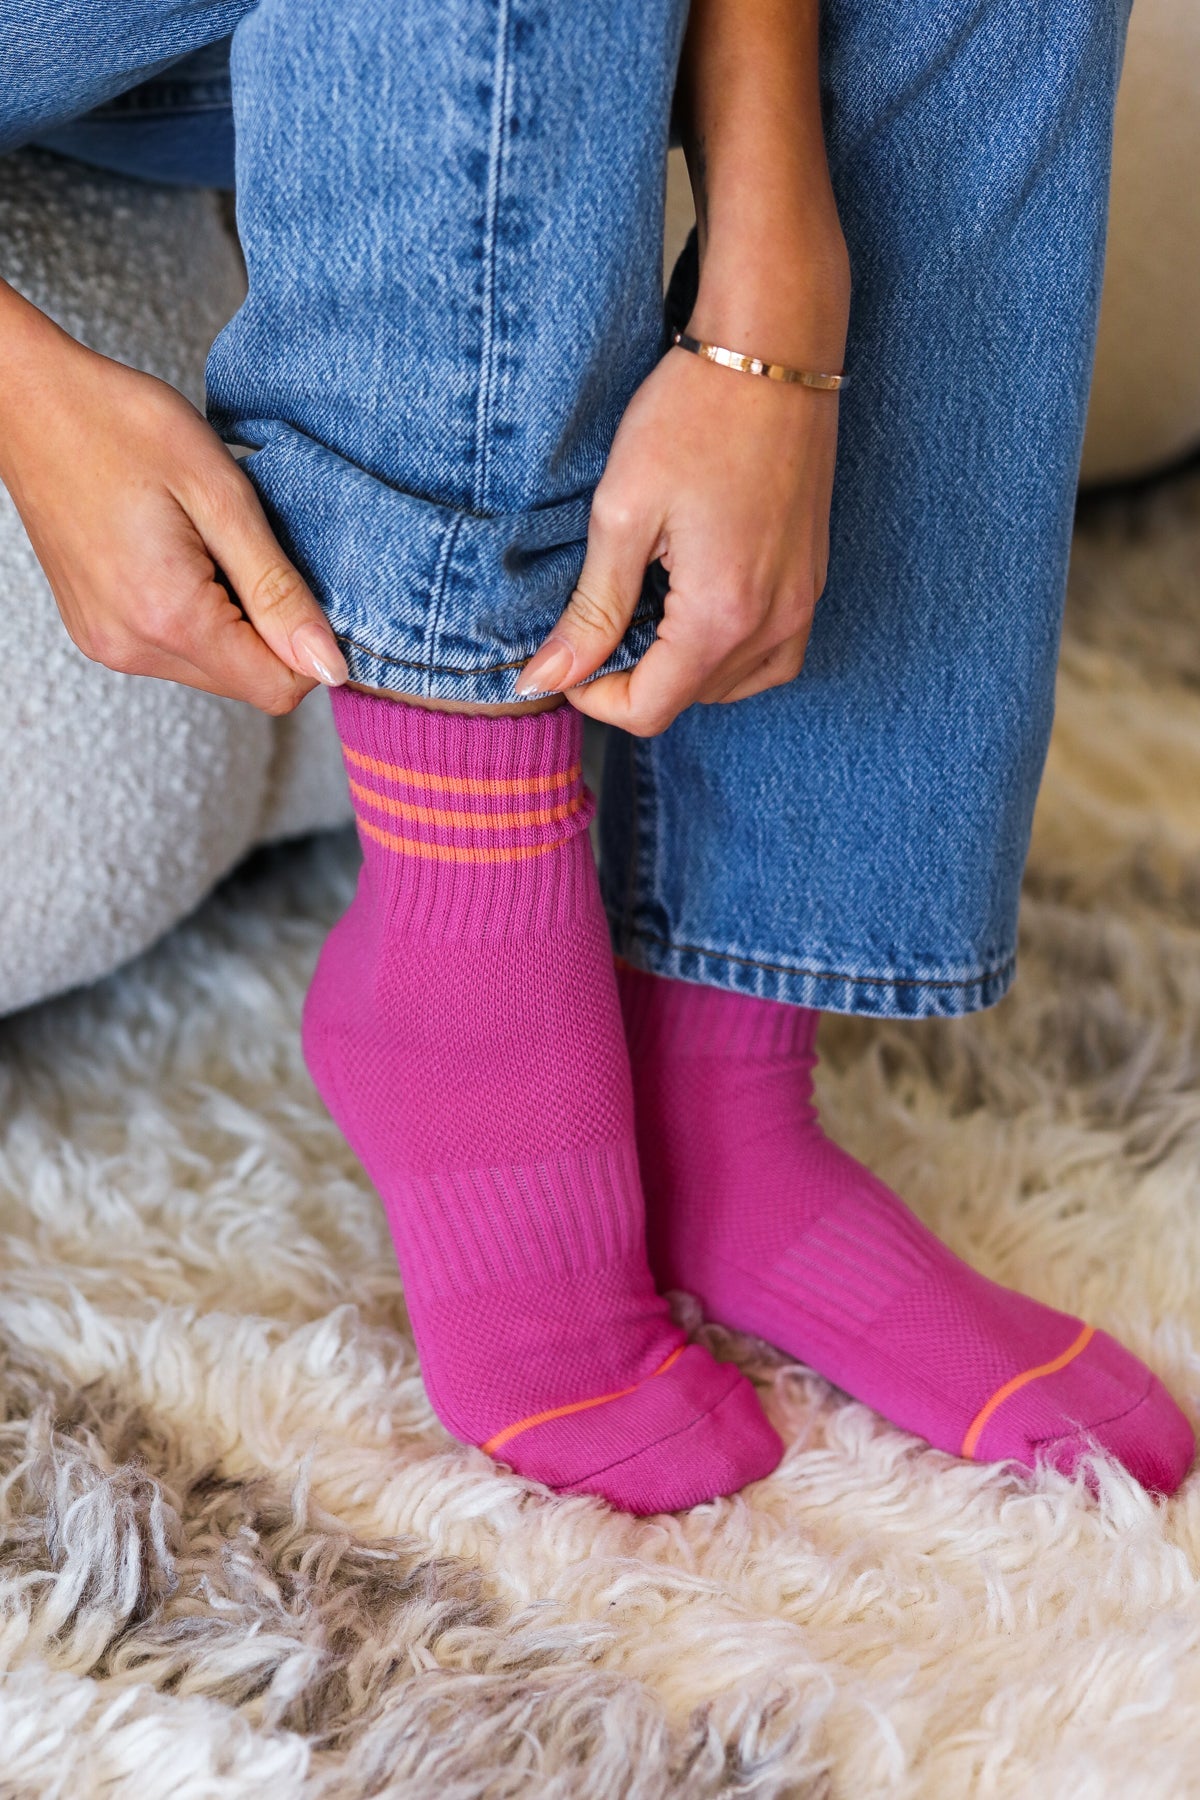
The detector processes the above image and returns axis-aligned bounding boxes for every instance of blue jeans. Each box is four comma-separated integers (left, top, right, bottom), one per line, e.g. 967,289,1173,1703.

2,0,1130,1019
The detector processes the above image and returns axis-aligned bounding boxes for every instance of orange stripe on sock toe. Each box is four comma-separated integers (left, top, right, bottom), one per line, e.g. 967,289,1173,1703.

480,1343,687,1457
343,743,582,797
960,1322,1096,1460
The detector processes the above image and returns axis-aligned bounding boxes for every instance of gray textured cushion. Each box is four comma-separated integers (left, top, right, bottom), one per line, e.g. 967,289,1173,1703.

0,149,351,1016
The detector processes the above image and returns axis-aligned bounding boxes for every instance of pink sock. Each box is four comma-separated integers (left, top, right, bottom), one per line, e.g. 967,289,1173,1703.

619,967,1193,1494
302,693,781,1512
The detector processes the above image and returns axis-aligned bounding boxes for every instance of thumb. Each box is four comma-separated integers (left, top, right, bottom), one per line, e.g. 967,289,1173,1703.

190,459,349,688
515,489,660,698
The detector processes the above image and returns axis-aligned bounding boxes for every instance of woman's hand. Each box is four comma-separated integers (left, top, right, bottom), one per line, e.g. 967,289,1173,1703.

0,280,347,714
515,314,844,734
515,0,846,736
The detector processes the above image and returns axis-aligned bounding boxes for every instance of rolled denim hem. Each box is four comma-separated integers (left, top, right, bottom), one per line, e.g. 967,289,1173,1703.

607,924,1017,1021
233,430,668,707
335,614,662,707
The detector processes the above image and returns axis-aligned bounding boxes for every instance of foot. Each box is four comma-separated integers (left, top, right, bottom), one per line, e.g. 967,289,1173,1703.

618,966,1193,1495
303,694,782,1512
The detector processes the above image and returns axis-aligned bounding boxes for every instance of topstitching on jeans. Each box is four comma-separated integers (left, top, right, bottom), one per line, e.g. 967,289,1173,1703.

473,0,514,514
337,633,528,677
88,90,232,115
421,0,512,678
418,512,467,685
616,925,1018,994
336,600,662,678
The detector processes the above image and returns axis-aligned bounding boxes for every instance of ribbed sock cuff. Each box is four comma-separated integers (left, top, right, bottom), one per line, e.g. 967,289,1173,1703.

331,689,589,799
331,690,597,938
617,963,820,1060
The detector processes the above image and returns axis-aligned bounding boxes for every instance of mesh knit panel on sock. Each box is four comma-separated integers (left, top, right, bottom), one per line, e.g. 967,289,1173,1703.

302,695,783,1509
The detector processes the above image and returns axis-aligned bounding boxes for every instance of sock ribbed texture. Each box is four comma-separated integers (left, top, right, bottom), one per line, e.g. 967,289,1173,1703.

619,967,1193,1494
302,693,781,1511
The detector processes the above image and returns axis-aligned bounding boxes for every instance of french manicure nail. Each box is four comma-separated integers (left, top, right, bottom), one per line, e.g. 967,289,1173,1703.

292,622,349,687
515,635,574,697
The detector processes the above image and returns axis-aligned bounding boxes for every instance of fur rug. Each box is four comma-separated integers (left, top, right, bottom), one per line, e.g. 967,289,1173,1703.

2,467,1200,1799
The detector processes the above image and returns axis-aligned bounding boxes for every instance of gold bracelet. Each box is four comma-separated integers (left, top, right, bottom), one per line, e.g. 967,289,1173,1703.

669,327,847,391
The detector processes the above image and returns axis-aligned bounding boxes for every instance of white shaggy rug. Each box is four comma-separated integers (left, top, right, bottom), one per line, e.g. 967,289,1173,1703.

2,468,1200,1799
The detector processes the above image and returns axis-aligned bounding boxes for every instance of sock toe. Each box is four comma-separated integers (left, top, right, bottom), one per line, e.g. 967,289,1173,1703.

501,1347,783,1512
566,1369,784,1514
974,1327,1194,1494
1039,1373,1195,1496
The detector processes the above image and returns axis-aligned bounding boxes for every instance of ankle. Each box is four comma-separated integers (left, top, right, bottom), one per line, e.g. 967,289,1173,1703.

618,964,820,1061
347,681,565,718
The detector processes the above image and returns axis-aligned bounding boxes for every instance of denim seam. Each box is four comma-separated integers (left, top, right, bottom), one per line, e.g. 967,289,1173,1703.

334,625,523,679
335,601,662,679
87,74,234,115
420,513,468,693
614,925,1017,993
473,0,514,512
416,0,510,677
84,98,233,117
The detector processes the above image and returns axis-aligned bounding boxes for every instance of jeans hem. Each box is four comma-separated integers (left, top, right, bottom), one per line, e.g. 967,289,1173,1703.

335,614,661,707
606,924,1017,1021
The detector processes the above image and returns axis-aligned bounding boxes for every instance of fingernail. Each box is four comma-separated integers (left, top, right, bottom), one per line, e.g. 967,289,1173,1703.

292,622,349,687
515,635,574,697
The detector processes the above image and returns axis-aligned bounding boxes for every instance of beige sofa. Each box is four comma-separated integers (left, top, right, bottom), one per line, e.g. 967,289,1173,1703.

1081,0,1200,483
663,0,1200,484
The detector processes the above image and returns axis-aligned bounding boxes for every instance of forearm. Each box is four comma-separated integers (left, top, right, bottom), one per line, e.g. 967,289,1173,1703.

674,0,849,366
0,281,84,492
0,279,59,405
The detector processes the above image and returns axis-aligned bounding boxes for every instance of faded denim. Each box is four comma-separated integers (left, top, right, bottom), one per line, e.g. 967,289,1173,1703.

602,0,1134,1018
1,0,1131,1017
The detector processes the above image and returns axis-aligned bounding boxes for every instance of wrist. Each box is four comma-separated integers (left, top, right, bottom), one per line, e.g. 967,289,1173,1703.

0,283,82,450
689,235,850,372
0,279,65,369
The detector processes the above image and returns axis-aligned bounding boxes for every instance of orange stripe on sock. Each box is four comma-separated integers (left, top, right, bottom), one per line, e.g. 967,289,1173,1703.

349,776,585,830
356,814,568,862
960,1322,1096,1460
344,743,582,797
480,1344,687,1457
